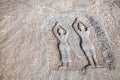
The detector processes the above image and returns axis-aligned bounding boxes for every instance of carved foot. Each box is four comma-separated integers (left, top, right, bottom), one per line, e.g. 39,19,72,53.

58,62,67,70
58,62,71,70
59,66,67,70
95,65,104,68
81,64,96,74
108,64,116,70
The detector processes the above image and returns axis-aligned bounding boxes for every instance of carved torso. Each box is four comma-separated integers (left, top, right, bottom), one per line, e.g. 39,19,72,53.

80,31,94,49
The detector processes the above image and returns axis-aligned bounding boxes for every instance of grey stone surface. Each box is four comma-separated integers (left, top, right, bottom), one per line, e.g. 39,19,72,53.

0,0,120,80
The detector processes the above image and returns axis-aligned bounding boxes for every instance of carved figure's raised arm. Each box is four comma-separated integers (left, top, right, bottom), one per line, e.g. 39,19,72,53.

59,26,68,36
78,20,90,34
72,18,81,35
52,22,61,41
80,21,90,34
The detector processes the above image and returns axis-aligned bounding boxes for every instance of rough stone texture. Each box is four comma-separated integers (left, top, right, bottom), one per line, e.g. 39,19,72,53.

0,0,120,80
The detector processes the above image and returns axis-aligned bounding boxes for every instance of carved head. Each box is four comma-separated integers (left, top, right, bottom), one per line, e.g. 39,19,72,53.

78,22,87,31
57,26,67,36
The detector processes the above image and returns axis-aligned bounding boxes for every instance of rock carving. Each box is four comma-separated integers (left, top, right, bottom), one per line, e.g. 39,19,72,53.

72,18,101,72
88,16,116,70
52,22,71,69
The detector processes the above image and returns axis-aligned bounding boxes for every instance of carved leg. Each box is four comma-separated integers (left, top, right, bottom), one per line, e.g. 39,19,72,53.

85,50,95,66
89,49,98,67
90,49,103,68
81,50,95,73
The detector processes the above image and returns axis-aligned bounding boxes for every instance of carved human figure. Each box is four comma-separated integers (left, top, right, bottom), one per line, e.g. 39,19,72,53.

72,18,100,71
52,22,71,69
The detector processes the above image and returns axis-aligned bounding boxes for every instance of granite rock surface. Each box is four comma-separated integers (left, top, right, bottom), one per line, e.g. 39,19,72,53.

0,0,120,80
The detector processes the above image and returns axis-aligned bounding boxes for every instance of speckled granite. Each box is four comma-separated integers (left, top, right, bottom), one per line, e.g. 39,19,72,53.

0,0,120,80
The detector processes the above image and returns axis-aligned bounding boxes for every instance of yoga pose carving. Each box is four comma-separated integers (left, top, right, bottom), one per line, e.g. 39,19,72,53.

52,22,71,69
72,18,100,71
